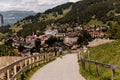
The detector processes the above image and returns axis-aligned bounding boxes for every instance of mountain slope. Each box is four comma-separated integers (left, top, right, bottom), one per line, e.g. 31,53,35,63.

14,0,120,25
10,0,120,37
11,2,73,34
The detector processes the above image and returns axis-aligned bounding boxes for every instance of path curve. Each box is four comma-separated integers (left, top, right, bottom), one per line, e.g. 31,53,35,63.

30,54,85,80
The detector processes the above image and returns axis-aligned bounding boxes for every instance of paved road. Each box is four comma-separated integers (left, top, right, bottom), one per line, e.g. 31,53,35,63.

30,54,85,80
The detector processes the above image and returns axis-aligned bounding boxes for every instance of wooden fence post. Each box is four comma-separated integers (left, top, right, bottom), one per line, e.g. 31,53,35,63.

96,63,99,76
32,57,35,67
111,68,115,80
47,54,50,61
88,61,91,73
29,58,32,68
36,56,39,66
41,55,44,63
6,69,10,80
43,54,45,63
42,55,44,63
81,58,85,70
20,62,22,70
50,53,52,60
44,54,47,62
53,53,55,60
46,54,47,62
14,65,17,80
40,56,43,64
25,59,27,66
78,52,80,61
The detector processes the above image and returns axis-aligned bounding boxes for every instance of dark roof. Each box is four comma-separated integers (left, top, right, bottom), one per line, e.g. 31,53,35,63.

65,33,80,37
41,44,49,48
64,43,72,47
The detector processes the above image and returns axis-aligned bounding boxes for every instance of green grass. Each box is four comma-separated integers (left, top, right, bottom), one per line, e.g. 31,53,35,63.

17,58,55,80
38,6,72,22
87,20,106,26
79,40,120,80
10,6,72,33
107,9,120,16
0,33,9,40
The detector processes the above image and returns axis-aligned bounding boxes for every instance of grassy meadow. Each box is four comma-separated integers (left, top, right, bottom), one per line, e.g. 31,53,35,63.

80,40,120,80
0,56,22,68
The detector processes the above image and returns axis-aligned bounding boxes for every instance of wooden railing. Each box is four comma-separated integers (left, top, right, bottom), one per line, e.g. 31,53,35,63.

78,53,120,80
0,53,56,80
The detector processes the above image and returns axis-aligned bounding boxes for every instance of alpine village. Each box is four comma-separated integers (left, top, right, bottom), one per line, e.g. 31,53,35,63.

1,0,120,80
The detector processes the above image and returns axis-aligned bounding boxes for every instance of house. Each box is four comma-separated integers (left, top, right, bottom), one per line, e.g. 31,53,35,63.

45,26,58,36
89,31,104,38
64,33,79,44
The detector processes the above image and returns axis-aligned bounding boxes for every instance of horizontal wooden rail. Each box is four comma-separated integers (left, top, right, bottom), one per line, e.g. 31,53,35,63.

78,53,120,80
84,59,120,70
0,53,56,80
0,54,42,73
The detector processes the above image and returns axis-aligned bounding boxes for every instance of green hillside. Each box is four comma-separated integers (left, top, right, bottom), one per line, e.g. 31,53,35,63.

80,40,120,80
7,0,120,38
10,2,73,34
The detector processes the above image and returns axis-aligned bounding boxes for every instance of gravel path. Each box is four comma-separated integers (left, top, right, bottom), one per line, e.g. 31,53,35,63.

88,39,113,47
30,54,85,80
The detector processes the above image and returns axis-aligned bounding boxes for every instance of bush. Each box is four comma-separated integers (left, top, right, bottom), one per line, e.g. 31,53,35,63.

77,30,92,46
0,45,16,56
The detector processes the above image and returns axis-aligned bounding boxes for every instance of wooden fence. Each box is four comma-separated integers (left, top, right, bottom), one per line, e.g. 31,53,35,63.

78,53,120,80
0,53,56,80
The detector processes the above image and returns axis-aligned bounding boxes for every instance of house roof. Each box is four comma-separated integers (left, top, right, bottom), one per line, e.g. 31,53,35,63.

64,43,72,47
90,31,101,35
65,33,80,37
41,44,48,48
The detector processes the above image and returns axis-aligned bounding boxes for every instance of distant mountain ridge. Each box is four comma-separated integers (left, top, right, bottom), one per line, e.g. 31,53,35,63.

0,11,36,25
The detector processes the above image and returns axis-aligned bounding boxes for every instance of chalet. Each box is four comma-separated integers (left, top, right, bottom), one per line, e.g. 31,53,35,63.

89,31,104,38
26,35,37,47
64,33,79,44
45,26,58,36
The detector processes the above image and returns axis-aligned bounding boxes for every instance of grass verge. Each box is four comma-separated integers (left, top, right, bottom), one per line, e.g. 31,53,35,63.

79,40,120,80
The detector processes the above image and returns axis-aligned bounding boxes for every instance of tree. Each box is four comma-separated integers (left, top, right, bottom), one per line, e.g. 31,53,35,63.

77,30,92,46
58,10,63,15
108,25,120,39
115,2,120,13
0,45,16,56
18,44,25,53
34,38,41,52
45,36,57,46
4,38,13,46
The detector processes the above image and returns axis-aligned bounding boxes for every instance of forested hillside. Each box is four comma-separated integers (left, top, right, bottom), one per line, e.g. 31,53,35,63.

4,0,120,38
